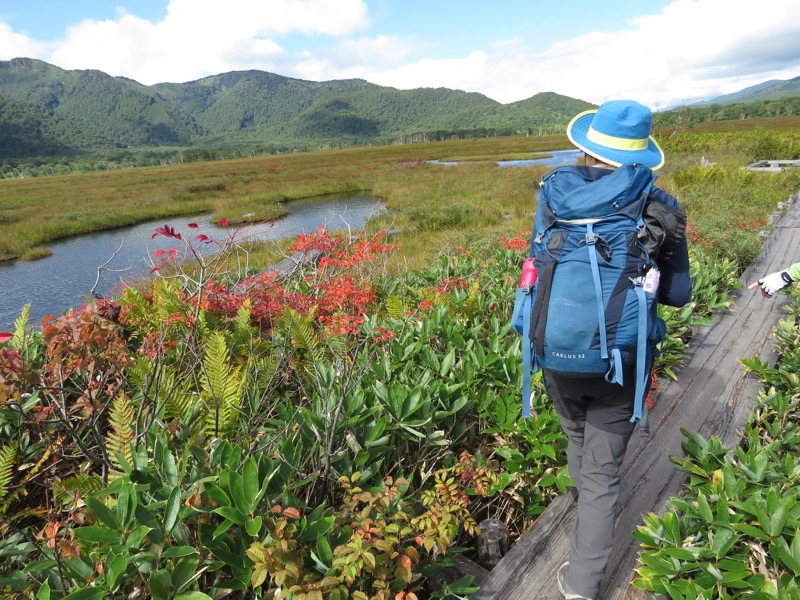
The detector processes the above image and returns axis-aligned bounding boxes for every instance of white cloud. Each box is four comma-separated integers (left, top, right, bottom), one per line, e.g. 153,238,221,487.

46,0,370,84
1,0,799,107
0,21,46,59
340,0,800,107
326,35,422,69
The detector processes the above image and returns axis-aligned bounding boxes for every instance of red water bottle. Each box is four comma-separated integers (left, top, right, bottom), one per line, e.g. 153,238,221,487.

519,257,538,287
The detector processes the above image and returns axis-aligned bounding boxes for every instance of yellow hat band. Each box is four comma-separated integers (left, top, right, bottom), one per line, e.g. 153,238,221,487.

587,126,649,151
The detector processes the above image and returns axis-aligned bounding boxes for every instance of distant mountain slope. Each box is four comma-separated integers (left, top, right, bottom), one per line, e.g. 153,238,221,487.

0,58,200,147
0,93,109,157
0,57,594,158
696,76,800,105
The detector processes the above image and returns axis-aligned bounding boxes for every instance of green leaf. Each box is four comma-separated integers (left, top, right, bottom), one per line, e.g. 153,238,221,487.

116,481,137,529
663,548,704,561
696,494,713,523
214,506,247,525
125,525,152,549
771,537,800,574
733,522,771,542
242,457,260,509
246,517,262,537
203,482,231,507
440,349,456,376
164,485,182,534
711,528,740,559
155,438,178,486
706,563,723,581
171,556,200,591
107,554,127,591
316,534,333,565
149,568,173,600
298,516,335,542
228,470,251,515
62,590,107,600
442,575,478,595
767,503,789,537
74,526,120,544
65,556,95,578
36,581,50,600
174,594,212,600
86,496,120,531
212,519,234,539
161,546,199,558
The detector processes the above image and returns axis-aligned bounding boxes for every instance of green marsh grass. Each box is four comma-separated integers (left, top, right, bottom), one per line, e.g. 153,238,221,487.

0,135,564,264
19,246,53,261
0,125,799,271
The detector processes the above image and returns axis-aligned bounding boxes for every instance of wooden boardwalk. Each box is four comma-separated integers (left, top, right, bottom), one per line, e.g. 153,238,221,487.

472,193,800,600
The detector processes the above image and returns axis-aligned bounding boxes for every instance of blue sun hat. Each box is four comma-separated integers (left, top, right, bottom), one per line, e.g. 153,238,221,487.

567,100,665,170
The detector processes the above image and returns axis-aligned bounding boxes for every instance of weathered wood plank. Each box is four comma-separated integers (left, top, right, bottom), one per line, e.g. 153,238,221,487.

472,196,800,599
471,493,576,599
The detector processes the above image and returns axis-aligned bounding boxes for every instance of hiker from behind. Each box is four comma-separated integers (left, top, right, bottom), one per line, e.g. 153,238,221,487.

526,100,692,599
748,263,800,297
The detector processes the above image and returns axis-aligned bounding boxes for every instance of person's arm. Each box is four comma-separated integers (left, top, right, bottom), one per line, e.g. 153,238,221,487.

649,188,692,307
657,234,692,307
749,262,800,296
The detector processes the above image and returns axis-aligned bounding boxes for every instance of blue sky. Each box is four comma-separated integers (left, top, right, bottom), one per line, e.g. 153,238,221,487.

1,0,799,108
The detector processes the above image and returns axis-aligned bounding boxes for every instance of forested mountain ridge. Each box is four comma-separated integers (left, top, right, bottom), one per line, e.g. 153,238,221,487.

2,57,799,171
0,58,593,159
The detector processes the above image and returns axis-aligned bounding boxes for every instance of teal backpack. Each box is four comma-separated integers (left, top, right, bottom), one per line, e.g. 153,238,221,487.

512,163,666,430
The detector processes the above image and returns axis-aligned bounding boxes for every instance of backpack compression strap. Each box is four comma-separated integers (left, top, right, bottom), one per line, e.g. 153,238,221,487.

521,286,534,418
585,224,624,386
586,222,650,426
631,282,649,426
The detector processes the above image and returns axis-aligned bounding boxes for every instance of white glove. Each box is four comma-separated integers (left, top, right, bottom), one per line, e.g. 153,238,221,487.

757,270,793,296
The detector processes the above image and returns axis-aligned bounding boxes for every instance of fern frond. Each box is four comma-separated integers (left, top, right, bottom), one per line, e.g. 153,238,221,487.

324,328,348,359
435,293,456,315
106,393,135,474
463,282,481,319
12,305,30,348
52,474,104,511
152,278,185,323
200,332,244,437
247,352,278,394
195,308,211,339
160,367,199,422
384,295,406,320
0,443,18,502
285,308,323,363
126,355,152,390
235,301,254,337
119,287,159,333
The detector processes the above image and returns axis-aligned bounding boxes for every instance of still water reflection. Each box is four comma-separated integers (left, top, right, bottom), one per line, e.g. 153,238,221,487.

428,149,582,168
0,194,385,329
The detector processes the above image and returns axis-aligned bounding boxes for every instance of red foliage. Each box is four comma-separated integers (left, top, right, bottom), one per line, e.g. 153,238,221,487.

40,305,134,384
435,278,468,294
152,224,182,240
685,222,710,249
498,232,531,252
195,228,395,338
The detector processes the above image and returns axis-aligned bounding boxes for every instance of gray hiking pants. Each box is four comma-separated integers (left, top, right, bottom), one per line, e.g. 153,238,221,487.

543,369,638,599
